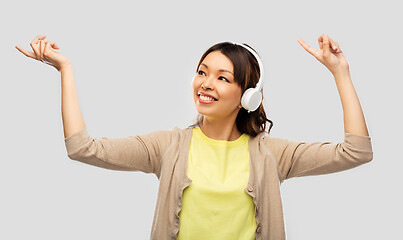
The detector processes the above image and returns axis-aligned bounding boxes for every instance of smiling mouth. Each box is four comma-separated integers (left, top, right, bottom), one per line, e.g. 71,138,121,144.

197,93,218,101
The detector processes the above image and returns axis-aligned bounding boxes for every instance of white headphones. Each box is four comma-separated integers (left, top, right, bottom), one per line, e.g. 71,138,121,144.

194,42,264,113
235,42,264,113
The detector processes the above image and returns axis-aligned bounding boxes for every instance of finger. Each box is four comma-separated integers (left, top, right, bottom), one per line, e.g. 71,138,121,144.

297,38,320,58
40,40,47,59
30,35,46,60
322,34,331,57
15,45,37,59
44,41,59,69
44,41,58,64
329,38,338,51
318,38,323,50
50,41,60,49
44,41,52,60
335,42,342,53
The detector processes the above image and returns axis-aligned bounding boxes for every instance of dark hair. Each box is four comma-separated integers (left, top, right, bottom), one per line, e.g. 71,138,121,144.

188,42,273,137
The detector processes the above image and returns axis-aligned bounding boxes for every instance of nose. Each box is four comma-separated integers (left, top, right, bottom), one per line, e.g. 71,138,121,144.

202,75,215,90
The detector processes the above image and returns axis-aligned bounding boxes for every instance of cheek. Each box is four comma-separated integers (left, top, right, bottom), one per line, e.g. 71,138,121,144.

191,77,199,90
221,87,242,101
192,79,199,100
192,77,203,95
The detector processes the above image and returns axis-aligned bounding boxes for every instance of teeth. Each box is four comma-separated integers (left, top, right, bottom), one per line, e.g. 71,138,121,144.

199,94,215,101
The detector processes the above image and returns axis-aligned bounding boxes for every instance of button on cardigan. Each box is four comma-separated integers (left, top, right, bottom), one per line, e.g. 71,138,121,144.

64,126,373,240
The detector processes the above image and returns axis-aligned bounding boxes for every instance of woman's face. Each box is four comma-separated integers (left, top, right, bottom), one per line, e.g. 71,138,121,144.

192,50,243,120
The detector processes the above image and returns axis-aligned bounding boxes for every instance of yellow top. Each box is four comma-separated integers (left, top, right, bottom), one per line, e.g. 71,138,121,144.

177,127,257,239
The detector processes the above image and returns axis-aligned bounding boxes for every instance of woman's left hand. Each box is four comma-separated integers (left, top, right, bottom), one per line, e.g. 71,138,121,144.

297,34,349,76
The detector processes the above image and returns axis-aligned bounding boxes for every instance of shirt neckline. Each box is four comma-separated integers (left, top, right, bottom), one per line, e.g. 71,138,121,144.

193,127,249,147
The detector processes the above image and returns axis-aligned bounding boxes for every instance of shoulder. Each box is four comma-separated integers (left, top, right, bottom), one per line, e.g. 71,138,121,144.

134,126,191,146
257,132,295,153
144,126,193,143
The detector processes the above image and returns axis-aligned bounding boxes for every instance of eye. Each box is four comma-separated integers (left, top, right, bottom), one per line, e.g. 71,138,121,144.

198,70,205,76
198,70,229,82
219,76,229,82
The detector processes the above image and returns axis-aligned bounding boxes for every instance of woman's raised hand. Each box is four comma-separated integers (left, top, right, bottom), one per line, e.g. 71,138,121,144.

15,35,70,72
297,34,349,76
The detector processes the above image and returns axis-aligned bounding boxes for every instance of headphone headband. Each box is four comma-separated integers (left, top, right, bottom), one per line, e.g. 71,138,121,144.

230,42,265,113
232,42,264,92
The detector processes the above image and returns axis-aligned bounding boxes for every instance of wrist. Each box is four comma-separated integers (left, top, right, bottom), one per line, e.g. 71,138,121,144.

59,61,72,72
332,66,350,78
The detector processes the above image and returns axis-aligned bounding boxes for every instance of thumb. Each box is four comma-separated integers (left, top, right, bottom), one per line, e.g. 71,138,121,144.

50,41,60,49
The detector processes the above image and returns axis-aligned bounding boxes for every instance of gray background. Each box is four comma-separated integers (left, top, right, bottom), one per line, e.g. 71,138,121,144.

2,0,401,239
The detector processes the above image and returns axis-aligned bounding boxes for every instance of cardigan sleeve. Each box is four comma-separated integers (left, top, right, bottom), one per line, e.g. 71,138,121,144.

263,132,373,182
64,127,175,178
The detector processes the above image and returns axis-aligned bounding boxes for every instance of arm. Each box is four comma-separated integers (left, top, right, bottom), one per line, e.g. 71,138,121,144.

60,63,87,139
60,65,175,177
264,133,373,182
334,70,369,136
266,34,374,182
15,35,85,138
298,33,370,136
64,127,175,178
264,68,373,182
16,36,171,176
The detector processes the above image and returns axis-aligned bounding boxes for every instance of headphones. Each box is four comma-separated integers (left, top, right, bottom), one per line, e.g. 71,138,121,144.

194,42,264,113
235,42,264,113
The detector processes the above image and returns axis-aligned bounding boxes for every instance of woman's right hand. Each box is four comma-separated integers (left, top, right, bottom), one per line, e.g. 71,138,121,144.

15,35,71,72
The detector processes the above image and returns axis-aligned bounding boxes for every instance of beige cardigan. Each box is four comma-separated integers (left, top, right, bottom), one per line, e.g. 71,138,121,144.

64,126,373,240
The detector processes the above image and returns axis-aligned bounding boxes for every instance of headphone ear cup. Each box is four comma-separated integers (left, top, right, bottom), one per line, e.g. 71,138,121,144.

241,88,262,112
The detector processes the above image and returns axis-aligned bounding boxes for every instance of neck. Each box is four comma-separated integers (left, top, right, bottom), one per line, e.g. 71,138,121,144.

200,114,242,141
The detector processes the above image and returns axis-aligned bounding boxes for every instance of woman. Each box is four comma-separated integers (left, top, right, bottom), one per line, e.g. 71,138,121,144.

16,34,373,240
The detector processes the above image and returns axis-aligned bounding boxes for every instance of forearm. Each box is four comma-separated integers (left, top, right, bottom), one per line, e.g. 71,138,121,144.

333,70,369,137
60,63,86,139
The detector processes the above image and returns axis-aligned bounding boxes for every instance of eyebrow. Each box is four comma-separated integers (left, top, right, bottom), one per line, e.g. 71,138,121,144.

200,63,234,76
